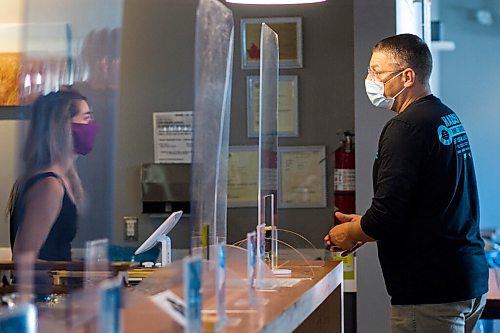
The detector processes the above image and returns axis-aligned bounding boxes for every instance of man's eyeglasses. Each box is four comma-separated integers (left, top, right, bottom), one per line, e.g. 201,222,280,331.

367,67,404,80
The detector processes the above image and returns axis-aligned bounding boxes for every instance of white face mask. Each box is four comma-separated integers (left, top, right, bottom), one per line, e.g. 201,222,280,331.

365,71,405,110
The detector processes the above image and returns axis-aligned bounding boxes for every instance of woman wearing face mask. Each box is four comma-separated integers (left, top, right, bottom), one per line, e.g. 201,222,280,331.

7,90,98,261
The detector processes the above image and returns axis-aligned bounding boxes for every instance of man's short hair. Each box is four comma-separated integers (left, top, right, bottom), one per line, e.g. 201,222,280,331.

374,34,433,84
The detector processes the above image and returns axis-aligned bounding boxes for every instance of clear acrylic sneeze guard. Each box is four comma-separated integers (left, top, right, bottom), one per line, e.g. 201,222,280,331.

190,0,235,330
8,1,125,332
258,23,280,273
190,0,234,253
234,228,323,282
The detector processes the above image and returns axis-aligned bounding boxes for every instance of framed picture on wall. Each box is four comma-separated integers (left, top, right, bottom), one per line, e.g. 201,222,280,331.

246,75,299,138
228,145,326,209
241,17,303,69
278,145,326,208
0,53,22,106
0,22,73,107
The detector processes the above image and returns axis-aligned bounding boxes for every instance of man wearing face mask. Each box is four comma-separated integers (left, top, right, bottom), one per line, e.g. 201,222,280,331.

325,34,488,333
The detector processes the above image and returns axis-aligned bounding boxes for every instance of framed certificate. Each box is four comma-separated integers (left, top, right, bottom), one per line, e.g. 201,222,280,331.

227,146,259,207
241,17,303,69
278,146,326,208
228,145,326,209
246,75,299,138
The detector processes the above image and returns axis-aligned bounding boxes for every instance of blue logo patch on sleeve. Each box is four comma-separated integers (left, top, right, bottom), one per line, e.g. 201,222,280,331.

437,114,471,157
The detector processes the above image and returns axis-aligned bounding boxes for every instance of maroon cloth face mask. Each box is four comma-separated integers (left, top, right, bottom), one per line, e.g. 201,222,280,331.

71,122,98,155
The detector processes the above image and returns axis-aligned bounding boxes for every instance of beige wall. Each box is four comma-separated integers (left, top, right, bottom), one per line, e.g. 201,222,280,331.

0,0,24,22
0,0,24,52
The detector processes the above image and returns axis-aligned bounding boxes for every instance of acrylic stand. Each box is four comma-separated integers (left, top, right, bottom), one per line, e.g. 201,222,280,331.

258,23,280,272
84,238,111,287
158,235,172,267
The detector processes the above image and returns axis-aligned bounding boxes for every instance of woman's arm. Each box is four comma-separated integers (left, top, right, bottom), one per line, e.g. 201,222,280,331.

12,177,64,260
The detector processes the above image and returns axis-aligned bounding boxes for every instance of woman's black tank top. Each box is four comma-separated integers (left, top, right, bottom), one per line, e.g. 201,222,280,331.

10,172,77,261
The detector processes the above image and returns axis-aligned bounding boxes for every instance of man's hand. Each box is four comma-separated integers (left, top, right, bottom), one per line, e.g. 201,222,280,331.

334,211,361,224
324,222,357,250
324,212,369,251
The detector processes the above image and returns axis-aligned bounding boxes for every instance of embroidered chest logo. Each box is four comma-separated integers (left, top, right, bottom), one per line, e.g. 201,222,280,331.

437,113,471,157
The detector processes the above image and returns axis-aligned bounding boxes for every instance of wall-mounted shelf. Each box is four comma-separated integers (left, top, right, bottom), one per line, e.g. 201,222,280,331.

431,40,455,51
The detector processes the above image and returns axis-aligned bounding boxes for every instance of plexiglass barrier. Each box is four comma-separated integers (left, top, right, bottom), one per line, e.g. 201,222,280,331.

274,228,326,268
190,0,234,252
234,228,325,279
258,24,279,271
85,238,111,287
20,0,123,248
58,238,112,332
21,1,122,99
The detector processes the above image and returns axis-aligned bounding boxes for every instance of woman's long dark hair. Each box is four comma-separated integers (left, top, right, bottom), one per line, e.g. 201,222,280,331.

6,90,88,219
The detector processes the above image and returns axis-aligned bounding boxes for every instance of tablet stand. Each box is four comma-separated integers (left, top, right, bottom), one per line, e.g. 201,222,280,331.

158,235,172,267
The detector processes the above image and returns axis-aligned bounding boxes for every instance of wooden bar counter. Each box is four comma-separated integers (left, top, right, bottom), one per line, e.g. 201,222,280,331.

2,260,343,332
124,261,343,333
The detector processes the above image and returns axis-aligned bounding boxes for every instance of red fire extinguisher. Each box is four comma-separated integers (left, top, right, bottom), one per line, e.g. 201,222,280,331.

333,131,355,226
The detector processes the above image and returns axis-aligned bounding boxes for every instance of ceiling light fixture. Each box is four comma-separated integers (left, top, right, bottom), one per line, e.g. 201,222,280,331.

226,0,326,4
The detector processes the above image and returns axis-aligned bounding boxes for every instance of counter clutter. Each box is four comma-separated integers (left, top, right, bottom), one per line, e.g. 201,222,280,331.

1,260,344,333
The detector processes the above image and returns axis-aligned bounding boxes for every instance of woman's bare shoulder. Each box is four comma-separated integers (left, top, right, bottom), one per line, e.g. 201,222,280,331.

24,175,65,203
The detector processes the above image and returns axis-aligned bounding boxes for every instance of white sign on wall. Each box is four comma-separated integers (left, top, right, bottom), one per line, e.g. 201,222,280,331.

153,111,193,164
